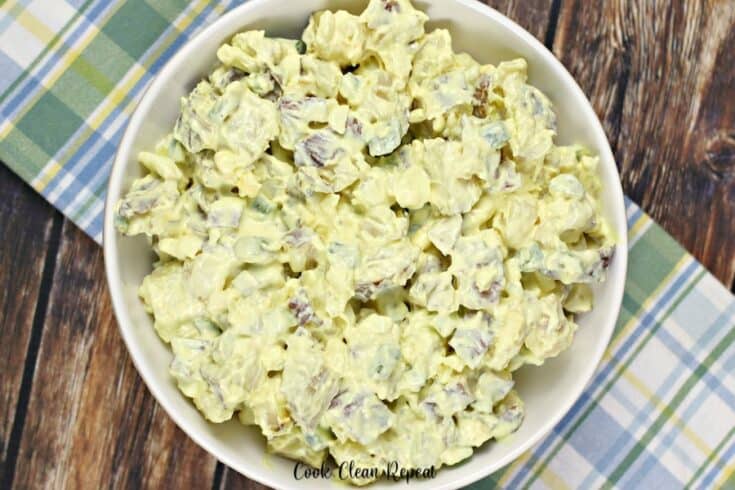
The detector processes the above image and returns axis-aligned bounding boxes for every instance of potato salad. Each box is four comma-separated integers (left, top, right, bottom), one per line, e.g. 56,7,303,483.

115,0,614,484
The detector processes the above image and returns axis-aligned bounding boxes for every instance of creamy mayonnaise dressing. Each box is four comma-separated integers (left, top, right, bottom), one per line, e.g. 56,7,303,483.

115,0,614,484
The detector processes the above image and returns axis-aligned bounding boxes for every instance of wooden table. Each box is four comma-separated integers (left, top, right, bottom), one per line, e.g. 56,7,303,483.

1,1,733,489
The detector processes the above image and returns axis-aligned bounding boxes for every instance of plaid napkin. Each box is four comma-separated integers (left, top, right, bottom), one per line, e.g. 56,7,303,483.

1,1,734,488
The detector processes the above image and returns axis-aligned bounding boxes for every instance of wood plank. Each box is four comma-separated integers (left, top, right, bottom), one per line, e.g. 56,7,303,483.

484,0,556,42
0,164,59,489
11,222,218,489
552,0,735,285
218,467,272,490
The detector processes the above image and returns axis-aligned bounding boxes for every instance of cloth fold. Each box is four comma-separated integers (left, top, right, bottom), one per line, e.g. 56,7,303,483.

1,1,733,488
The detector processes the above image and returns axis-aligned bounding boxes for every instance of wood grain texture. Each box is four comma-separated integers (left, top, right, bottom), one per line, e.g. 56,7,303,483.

0,164,59,489
10,222,218,489
484,0,555,41
552,0,735,285
218,466,272,490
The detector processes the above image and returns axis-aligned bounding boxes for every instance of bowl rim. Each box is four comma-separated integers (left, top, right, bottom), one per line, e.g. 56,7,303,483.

103,1,628,488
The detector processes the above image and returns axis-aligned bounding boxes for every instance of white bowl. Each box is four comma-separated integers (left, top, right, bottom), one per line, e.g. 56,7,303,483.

103,1,628,488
